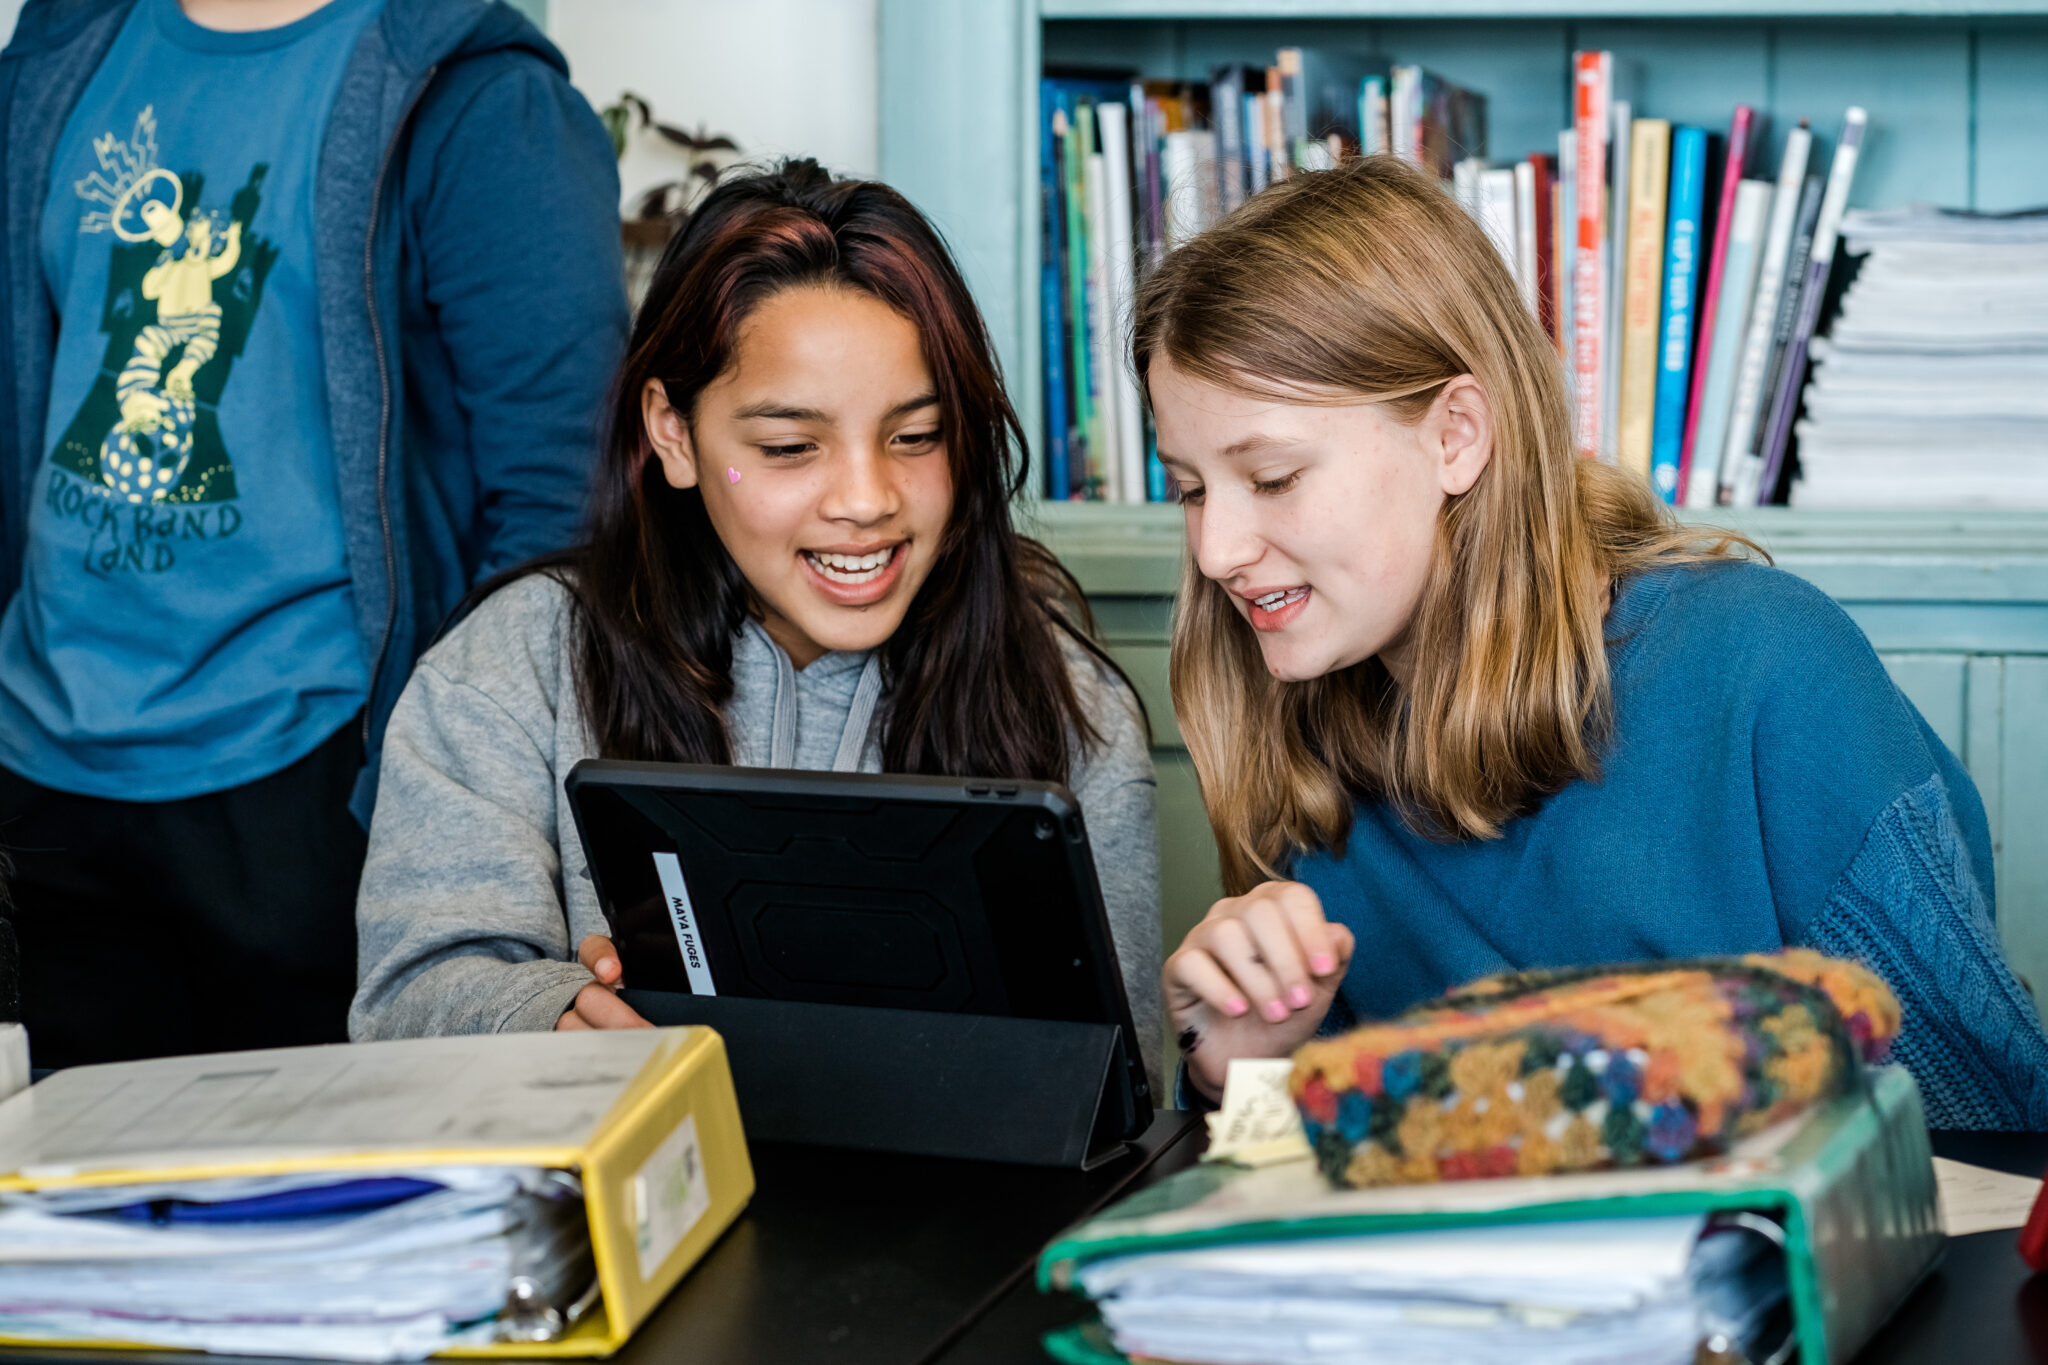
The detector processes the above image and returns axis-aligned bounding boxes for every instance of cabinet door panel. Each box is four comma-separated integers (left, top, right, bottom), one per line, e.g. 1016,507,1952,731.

1879,653,1968,761
1999,659,2048,1004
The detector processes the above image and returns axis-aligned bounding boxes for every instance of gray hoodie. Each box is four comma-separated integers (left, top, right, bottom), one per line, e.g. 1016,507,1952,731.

350,574,1164,1085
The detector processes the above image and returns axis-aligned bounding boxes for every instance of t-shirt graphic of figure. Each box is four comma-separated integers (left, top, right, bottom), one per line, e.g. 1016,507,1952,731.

0,0,380,801
49,107,277,512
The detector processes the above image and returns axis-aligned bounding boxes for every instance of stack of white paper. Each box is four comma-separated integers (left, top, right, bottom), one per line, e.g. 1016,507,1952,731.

0,1167,593,1361
1078,1215,1784,1365
1794,206,2048,508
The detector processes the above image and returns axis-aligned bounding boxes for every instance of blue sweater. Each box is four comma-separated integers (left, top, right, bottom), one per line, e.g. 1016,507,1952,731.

1296,562,2048,1131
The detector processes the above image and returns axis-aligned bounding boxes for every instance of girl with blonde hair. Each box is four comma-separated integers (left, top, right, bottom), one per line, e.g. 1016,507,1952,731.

1149,156,2046,1128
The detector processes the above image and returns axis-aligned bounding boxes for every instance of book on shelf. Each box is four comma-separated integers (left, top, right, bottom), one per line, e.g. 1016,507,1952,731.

1570,53,1613,461
1716,123,1815,505
1555,129,1576,365
1617,117,1672,480
1676,105,1759,502
1391,64,1487,180
1523,153,1557,340
1600,92,1634,465
1649,125,1709,503
1097,99,1147,508
1729,171,1825,505
1685,179,1775,508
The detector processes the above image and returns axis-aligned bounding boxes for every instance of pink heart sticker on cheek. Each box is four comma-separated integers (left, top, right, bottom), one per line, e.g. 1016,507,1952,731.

727,467,741,484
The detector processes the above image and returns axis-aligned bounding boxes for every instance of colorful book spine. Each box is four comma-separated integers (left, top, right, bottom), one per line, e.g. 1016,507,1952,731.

1479,165,1519,276
1730,171,1822,505
1081,107,1119,501
1600,95,1632,464
1058,95,1097,497
1526,153,1557,342
1569,53,1610,460
1556,129,1576,365
1717,123,1812,504
1210,65,1248,216
1616,117,1670,480
1685,179,1773,508
1649,125,1707,502
1513,159,1540,318
1245,91,1269,193
1039,84,1071,500
1676,105,1756,502
1097,99,1147,505
1359,75,1388,156
1753,107,1867,503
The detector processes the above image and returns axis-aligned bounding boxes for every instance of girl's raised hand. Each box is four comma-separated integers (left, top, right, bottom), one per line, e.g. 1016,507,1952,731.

1163,881,1353,1101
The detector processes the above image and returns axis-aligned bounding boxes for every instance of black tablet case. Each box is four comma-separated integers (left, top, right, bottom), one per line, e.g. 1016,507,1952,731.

566,761,1153,1167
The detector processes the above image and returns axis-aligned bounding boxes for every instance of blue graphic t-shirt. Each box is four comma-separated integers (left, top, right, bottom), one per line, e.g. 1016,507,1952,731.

0,0,383,799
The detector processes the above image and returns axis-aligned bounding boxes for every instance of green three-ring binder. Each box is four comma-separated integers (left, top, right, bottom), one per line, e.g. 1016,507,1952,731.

1038,1065,1942,1365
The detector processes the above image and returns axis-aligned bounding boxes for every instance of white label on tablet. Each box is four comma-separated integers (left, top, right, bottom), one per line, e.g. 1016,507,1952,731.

652,851,716,995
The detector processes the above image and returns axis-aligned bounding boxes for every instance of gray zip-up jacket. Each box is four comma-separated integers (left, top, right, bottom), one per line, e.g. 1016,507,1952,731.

0,0,627,816
350,574,1165,1084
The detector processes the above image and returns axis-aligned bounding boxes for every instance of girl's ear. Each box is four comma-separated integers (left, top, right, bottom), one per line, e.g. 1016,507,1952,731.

1430,375,1494,497
642,378,701,490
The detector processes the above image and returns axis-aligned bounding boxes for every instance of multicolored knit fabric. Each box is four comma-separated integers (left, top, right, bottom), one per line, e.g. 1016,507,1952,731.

1290,950,1901,1188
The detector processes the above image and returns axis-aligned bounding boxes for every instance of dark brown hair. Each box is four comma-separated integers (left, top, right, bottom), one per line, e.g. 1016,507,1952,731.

506,160,1128,782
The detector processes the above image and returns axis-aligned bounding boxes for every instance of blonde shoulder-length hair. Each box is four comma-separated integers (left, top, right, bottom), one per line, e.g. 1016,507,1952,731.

1135,155,1758,895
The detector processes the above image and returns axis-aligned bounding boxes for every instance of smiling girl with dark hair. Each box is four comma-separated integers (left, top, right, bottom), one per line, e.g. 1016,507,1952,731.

349,161,1161,1079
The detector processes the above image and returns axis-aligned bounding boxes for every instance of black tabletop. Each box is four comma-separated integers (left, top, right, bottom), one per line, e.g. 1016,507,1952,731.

619,1111,1205,1365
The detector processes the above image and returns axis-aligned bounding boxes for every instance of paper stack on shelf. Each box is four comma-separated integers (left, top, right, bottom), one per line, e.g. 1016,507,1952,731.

1793,206,2048,508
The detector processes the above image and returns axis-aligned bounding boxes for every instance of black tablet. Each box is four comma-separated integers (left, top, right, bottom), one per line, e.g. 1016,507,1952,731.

562,759,1152,1136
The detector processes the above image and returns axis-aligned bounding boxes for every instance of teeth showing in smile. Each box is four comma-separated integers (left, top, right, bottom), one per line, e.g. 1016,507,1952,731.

1253,587,1309,611
804,546,898,584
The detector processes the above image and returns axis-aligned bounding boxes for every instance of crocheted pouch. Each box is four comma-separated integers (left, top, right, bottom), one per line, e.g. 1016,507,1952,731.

1290,949,1900,1188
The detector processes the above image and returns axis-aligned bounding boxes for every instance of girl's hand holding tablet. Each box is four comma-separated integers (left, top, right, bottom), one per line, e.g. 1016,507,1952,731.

556,934,652,1031
1164,882,1352,1101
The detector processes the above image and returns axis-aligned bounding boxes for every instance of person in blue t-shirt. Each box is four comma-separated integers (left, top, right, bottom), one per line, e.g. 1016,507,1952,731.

1139,157,2048,1130
0,0,627,1067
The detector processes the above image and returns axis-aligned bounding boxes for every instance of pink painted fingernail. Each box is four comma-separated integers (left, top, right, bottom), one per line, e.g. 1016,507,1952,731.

598,959,618,977
1311,954,1336,975
1264,1000,1290,1022
1289,985,1313,1008
1223,996,1249,1017
727,466,741,483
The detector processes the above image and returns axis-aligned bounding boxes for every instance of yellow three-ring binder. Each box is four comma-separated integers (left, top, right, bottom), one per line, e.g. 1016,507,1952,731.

0,1027,755,1357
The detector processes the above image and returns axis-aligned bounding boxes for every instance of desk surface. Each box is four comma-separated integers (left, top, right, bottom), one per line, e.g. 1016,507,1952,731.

0,1121,2038,1365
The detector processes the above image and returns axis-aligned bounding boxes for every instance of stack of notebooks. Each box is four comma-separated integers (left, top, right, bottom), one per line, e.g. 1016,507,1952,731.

1792,206,2048,508
1039,1066,1940,1365
1040,48,1878,510
0,1029,751,1361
